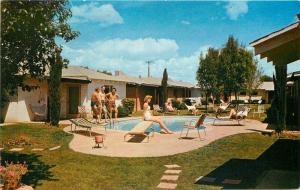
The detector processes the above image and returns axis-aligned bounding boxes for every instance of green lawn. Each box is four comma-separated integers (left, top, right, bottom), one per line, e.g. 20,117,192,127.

0,124,298,189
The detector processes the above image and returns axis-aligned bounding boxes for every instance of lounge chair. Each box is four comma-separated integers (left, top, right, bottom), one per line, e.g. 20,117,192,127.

219,102,230,111
215,102,231,117
179,114,207,140
213,106,250,126
184,103,198,115
124,121,154,142
70,118,107,137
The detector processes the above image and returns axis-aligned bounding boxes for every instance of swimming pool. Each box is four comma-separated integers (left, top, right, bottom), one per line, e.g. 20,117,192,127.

112,116,215,132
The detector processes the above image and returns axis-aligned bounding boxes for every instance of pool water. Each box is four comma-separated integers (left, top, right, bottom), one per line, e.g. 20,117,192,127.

112,116,215,132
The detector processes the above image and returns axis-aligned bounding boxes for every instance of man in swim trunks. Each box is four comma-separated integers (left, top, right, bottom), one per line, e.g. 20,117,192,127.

106,87,119,119
98,86,109,122
91,88,101,122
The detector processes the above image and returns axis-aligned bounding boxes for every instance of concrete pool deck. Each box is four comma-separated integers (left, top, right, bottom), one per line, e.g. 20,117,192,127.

62,117,269,157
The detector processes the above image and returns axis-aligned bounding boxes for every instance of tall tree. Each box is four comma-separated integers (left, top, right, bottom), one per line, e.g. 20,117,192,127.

260,74,273,81
196,48,220,112
219,36,254,104
1,1,79,125
161,68,168,111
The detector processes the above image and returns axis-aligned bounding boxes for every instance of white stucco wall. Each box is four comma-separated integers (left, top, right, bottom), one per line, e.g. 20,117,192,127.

4,79,48,123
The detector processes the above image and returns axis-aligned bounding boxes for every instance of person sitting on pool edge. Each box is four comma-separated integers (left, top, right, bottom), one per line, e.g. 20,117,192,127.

143,95,173,134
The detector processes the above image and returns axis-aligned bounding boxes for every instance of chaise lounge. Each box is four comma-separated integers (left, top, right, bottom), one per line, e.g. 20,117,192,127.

213,106,250,126
70,118,107,137
124,121,154,142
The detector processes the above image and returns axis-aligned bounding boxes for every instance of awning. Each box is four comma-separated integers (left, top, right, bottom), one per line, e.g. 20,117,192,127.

61,76,91,84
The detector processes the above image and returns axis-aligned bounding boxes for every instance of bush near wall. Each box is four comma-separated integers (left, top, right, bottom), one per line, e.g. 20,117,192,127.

118,106,129,117
171,99,180,109
231,100,245,105
178,103,187,110
122,98,135,114
171,99,187,110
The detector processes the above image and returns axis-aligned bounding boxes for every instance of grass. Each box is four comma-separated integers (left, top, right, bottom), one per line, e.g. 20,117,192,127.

0,123,298,189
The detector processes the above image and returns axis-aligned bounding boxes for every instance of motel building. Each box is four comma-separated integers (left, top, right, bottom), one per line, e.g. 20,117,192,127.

1,66,201,123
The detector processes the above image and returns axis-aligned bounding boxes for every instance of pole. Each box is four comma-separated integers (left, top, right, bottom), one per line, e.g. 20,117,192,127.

147,61,150,77
146,60,154,78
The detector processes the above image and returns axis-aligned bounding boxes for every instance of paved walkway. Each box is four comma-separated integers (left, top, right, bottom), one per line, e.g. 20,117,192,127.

62,118,268,157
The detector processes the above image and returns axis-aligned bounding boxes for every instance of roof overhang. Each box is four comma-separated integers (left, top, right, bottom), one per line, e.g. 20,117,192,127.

61,76,91,84
250,21,300,65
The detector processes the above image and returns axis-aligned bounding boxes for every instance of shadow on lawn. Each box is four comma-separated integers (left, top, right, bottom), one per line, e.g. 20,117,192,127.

1,152,57,188
195,139,300,189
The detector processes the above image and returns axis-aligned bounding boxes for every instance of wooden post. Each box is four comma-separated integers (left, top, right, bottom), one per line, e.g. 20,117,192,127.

275,64,287,131
154,88,157,104
135,86,138,112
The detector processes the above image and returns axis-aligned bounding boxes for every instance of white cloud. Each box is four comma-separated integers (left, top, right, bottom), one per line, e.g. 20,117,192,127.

71,3,123,26
225,1,248,20
62,38,210,84
181,20,190,25
87,38,179,60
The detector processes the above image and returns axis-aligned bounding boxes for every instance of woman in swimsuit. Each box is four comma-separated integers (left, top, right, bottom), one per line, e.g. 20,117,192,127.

143,95,173,134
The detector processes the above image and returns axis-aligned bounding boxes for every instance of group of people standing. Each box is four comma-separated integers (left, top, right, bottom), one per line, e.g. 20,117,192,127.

91,86,119,123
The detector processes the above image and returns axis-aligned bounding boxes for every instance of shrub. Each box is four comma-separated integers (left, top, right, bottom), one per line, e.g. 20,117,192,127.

214,99,221,104
201,99,208,105
121,98,135,114
117,106,129,117
178,103,187,110
183,98,192,106
0,162,28,190
230,100,245,105
171,99,180,109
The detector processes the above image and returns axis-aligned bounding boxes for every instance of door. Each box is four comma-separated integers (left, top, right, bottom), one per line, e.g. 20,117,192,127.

68,86,80,114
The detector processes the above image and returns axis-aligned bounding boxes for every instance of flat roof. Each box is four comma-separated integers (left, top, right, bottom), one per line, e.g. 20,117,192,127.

62,66,195,88
258,81,274,91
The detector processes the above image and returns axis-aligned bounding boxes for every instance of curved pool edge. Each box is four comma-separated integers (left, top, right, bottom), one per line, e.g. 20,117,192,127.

62,119,268,158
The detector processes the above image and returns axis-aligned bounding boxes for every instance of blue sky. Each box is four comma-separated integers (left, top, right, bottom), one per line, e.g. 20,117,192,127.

62,0,300,84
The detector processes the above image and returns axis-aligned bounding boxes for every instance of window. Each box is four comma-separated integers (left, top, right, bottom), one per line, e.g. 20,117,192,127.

240,92,246,96
251,91,258,96
104,85,113,94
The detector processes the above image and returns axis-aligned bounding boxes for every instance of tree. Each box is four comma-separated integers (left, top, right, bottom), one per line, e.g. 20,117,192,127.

219,36,240,100
196,48,220,112
260,74,273,81
1,1,79,125
267,65,287,134
161,68,168,111
219,36,254,105
245,59,263,101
